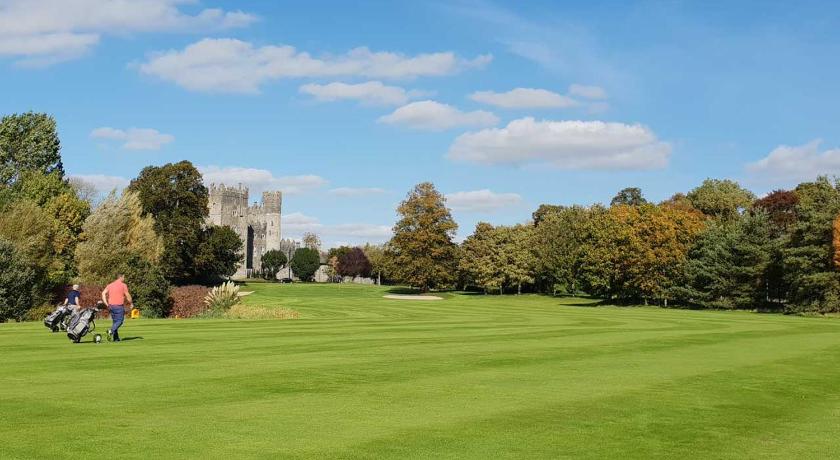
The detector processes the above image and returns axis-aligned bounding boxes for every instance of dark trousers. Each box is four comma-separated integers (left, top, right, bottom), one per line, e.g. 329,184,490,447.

109,306,125,341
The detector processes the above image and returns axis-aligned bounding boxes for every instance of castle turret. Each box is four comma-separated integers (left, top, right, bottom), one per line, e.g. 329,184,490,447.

262,191,282,252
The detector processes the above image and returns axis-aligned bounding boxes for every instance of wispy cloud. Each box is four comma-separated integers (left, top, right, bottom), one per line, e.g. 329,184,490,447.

199,166,327,195
139,38,492,93
90,127,174,150
378,100,498,131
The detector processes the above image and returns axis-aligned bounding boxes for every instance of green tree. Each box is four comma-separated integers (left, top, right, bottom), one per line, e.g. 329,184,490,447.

290,247,321,281
531,205,593,295
610,187,647,207
194,226,243,282
782,177,840,312
387,182,459,292
687,179,755,220
674,211,773,309
75,191,164,284
0,200,59,297
531,204,564,226
362,243,390,285
0,239,37,322
498,225,536,294
119,255,172,318
261,249,288,281
127,161,208,283
459,223,503,294
0,112,63,186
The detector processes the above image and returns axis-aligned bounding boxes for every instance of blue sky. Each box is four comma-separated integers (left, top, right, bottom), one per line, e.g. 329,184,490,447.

3,0,840,247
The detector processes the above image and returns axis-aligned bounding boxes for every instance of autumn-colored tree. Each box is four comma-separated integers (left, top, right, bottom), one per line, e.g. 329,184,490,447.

753,189,799,235
581,204,704,304
834,214,840,270
337,247,372,277
498,225,536,294
302,232,321,251
388,182,459,292
531,204,564,227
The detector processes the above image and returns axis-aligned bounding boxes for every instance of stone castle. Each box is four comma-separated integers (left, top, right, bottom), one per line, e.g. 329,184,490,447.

207,183,284,278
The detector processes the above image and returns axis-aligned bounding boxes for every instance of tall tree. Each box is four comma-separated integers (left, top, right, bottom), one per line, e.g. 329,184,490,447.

673,211,773,309
753,189,799,235
687,179,755,220
194,226,243,282
783,177,840,312
610,187,647,207
459,223,503,294
581,204,704,304
363,243,390,285
127,161,208,283
290,247,321,281
531,205,594,295
499,225,536,294
0,239,37,322
75,191,163,284
302,232,322,251
388,182,459,292
0,112,63,186
531,204,564,226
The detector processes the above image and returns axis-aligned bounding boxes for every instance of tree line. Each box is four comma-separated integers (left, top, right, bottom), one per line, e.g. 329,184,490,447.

381,181,840,314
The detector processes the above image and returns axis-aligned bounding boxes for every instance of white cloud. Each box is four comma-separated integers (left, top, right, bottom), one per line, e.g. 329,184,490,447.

90,127,174,150
328,187,387,196
469,88,578,109
568,84,607,100
746,140,840,185
199,166,327,196
67,174,129,194
0,0,256,66
299,81,425,106
448,117,670,170
139,38,492,93
281,212,391,244
446,189,523,213
378,100,498,131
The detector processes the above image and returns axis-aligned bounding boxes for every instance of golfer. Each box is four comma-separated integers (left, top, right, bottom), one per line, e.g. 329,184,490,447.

64,284,81,312
101,274,132,342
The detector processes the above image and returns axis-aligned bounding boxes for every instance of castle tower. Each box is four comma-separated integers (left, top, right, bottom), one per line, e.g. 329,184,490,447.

262,191,282,252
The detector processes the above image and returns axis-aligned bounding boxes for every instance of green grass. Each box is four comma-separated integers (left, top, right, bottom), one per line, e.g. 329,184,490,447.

2,283,840,459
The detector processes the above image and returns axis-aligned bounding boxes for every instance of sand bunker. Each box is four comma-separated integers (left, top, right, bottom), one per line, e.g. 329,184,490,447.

383,294,444,301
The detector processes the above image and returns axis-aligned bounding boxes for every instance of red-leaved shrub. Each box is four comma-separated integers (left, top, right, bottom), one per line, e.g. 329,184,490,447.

57,284,109,317
169,285,211,318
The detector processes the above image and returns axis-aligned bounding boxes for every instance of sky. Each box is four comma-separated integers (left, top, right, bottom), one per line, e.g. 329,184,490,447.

3,0,840,247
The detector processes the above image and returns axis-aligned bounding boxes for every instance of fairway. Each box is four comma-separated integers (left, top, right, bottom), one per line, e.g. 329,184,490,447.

2,284,840,459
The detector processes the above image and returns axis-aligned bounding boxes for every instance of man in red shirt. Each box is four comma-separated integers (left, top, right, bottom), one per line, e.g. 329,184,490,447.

101,274,132,342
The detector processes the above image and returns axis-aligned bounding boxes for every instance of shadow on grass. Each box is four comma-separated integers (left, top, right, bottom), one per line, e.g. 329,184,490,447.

119,336,144,341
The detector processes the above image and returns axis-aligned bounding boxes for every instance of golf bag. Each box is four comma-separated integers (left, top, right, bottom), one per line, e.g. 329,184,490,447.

44,304,74,332
66,307,98,343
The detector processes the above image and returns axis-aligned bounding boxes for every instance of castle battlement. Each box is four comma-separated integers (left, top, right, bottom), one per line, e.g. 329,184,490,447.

207,183,283,278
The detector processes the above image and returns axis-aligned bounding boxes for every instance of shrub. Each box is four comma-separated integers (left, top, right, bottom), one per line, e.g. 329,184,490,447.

24,304,56,322
0,239,37,322
169,285,211,318
225,304,299,320
261,249,287,281
204,281,240,313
